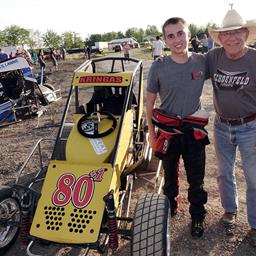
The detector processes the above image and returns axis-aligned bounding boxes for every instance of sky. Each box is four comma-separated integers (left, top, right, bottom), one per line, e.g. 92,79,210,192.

1,0,256,39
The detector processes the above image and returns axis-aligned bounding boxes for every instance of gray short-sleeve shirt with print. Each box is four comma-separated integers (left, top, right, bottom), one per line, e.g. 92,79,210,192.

147,53,207,118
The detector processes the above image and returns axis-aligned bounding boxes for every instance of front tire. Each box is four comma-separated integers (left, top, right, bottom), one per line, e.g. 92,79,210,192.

0,186,21,253
131,193,170,256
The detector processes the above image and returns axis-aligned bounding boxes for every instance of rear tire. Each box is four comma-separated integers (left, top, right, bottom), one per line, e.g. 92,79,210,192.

0,186,20,254
131,193,170,256
43,83,55,91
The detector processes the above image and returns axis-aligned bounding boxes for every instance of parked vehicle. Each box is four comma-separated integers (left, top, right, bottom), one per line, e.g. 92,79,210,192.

0,57,61,127
0,57,170,255
114,44,123,52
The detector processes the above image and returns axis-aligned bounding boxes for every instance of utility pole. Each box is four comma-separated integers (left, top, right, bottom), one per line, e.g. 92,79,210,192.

229,2,233,10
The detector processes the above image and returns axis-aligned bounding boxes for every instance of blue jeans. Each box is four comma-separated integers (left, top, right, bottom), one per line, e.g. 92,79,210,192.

214,116,256,228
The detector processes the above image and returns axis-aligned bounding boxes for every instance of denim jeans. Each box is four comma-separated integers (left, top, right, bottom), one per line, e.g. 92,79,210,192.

214,116,256,229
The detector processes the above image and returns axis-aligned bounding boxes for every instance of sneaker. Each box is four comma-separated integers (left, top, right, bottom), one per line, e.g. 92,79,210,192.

248,228,256,247
220,212,236,226
191,220,204,238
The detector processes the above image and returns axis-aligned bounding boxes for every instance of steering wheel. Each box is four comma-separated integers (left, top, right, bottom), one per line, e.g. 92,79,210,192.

77,111,117,138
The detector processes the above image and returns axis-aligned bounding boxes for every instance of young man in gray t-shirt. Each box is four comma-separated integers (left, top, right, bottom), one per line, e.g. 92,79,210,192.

147,17,209,238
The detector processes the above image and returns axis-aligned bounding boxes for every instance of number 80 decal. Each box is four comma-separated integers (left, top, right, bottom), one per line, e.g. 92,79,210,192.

52,168,106,208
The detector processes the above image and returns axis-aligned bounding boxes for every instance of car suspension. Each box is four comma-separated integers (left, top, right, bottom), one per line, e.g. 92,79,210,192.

20,191,33,245
104,190,118,250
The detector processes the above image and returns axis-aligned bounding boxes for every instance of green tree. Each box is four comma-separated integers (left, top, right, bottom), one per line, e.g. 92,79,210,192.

42,30,62,49
72,32,84,48
1,25,30,46
62,32,74,49
125,28,144,42
116,31,125,39
189,22,218,38
102,32,118,41
87,34,102,46
0,31,6,46
188,23,199,38
145,25,160,38
27,29,43,50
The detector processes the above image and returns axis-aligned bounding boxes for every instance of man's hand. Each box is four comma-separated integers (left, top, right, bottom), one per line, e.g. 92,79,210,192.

149,131,157,151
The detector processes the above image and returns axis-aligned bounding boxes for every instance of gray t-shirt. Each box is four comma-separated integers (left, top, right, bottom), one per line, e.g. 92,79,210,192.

207,47,256,118
147,53,207,118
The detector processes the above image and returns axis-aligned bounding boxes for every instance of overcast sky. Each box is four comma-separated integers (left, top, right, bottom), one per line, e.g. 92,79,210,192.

0,0,255,39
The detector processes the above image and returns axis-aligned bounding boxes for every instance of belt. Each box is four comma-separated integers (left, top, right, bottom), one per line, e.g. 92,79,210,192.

218,114,256,126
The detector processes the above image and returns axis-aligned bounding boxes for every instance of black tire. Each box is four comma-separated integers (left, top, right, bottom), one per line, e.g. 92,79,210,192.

131,193,171,256
43,83,55,91
0,186,21,254
34,88,48,106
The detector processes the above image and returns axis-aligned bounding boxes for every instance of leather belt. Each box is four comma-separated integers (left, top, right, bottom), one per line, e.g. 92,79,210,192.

218,114,256,126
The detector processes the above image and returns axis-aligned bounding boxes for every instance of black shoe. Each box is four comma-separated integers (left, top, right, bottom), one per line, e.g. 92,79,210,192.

191,220,204,238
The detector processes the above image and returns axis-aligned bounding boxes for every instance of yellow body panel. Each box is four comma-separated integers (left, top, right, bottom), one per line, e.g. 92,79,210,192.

66,114,120,164
72,72,132,87
30,161,114,243
114,110,133,166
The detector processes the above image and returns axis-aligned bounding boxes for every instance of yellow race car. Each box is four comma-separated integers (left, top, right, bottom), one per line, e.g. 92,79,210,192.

0,57,170,255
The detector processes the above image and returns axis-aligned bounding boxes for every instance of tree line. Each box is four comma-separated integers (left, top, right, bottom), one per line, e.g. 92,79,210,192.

0,23,217,50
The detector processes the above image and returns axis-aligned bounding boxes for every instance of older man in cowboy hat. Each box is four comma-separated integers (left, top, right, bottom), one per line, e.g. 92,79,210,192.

207,8,256,246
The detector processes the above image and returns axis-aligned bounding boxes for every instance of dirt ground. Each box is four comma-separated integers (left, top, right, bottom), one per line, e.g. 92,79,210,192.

0,55,255,256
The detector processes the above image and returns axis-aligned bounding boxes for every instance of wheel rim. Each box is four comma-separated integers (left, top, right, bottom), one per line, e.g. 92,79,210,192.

0,198,20,248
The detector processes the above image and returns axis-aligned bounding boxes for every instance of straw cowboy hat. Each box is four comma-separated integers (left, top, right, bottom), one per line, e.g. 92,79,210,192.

208,9,256,45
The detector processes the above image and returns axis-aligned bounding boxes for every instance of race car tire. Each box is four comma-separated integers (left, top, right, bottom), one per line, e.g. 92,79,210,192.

131,193,171,256
43,83,55,91
34,88,48,106
0,186,21,254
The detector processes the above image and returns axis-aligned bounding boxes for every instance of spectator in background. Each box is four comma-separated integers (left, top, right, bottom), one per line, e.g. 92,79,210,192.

37,49,46,70
61,48,66,60
50,49,58,71
207,35,214,50
16,49,21,57
9,52,15,58
20,49,34,66
191,36,200,53
0,49,8,62
31,52,38,63
200,34,209,54
86,46,91,60
152,35,165,60
122,42,131,63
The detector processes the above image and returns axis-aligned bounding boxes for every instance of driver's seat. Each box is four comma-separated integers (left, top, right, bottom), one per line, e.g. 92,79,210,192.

86,87,126,115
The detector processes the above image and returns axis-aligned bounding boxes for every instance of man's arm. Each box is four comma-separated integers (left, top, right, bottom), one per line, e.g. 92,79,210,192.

146,91,157,150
